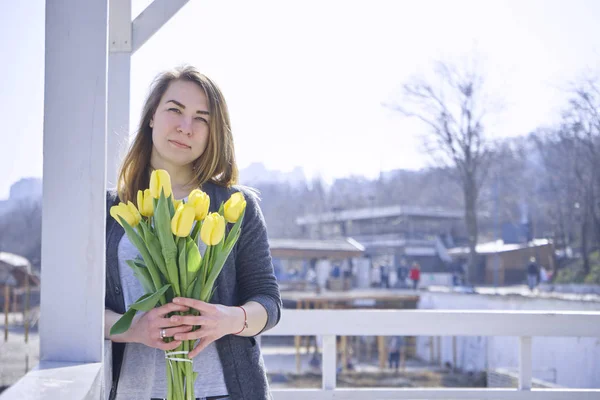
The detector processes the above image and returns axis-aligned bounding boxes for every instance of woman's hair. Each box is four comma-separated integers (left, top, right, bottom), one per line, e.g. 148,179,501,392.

117,65,238,202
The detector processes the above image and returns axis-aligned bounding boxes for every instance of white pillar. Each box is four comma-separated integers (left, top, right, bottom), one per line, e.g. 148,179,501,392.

107,0,133,188
519,336,533,390
322,335,337,390
40,0,108,363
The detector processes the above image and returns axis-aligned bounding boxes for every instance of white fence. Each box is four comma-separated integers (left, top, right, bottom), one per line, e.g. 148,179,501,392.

2,309,600,399
264,309,600,400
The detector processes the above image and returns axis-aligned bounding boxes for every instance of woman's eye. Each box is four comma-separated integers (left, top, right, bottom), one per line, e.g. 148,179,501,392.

168,108,182,114
195,117,208,123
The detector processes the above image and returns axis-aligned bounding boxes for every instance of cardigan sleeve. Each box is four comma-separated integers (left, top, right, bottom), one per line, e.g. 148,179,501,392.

234,188,282,334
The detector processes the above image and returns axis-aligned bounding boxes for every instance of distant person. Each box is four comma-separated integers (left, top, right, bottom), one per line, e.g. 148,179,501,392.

409,262,421,290
381,264,390,288
527,257,539,290
306,265,317,285
397,258,409,287
453,261,466,286
331,264,341,278
387,336,406,372
371,265,382,288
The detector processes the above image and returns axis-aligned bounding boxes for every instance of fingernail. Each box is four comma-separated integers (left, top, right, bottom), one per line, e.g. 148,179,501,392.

173,298,181,303
174,335,181,340
171,316,179,322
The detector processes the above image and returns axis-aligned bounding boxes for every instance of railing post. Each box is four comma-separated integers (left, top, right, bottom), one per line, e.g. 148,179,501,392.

322,335,337,390
519,336,532,390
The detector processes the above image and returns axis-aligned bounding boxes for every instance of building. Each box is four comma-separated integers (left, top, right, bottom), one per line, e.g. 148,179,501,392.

268,238,365,292
0,252,40,311
448,239,555,285
296,205,466,274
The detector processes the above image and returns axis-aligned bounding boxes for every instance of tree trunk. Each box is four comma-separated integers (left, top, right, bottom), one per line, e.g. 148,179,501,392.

464,176,479,284
581,216,590,276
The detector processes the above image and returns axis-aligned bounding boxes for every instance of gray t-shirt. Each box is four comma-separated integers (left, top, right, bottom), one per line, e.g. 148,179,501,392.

117,233,228,399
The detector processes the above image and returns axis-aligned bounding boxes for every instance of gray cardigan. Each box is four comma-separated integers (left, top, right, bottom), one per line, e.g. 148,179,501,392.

105,182,282,400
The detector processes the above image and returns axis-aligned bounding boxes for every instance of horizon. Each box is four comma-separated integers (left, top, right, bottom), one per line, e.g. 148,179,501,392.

2,0,600,199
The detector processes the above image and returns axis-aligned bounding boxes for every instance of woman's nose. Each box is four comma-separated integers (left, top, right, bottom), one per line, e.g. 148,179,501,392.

177,117,193,136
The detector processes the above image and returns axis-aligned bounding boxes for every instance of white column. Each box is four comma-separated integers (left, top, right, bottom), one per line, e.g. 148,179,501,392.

107,0,133,188
40,0,108,363
322,335,337,390
518,336,533,390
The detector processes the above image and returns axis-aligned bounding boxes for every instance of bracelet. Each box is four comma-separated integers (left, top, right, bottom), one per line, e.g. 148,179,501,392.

233,306,248,335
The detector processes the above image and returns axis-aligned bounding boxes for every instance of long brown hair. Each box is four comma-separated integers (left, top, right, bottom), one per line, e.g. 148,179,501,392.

117,66,238,202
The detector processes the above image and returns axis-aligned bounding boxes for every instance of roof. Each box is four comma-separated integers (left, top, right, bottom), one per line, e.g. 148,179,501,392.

0,252,38,287
0,252,30,268
296,205,465,225
448,239,553,256
269,238,365,252
269,237,365,259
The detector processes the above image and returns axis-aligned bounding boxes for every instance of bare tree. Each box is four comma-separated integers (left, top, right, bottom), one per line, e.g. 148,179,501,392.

561,77,600,274
386,60,493,279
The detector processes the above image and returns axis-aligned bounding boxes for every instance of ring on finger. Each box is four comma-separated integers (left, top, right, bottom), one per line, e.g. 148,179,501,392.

160,328,166,339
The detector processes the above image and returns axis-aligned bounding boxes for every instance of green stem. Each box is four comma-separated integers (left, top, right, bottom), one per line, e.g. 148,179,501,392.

190,220,202,243
166,358,173,400
185,340,194,400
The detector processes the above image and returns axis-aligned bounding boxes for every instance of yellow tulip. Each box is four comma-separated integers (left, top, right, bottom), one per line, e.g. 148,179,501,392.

200,212,226,245
224,192,247,223
110,201,142,227
188,189,210,221
173,199,183,211
149,169,172,199
137,189,154,217
171,203,196,237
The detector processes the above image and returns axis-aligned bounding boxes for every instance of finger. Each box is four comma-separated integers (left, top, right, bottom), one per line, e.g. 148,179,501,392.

169,314,215,327
157,340,182,352
173,297,216,313
174,327,210,342
188,337,214,358
154,315,190,330
162,325,193,338
155,303,190,317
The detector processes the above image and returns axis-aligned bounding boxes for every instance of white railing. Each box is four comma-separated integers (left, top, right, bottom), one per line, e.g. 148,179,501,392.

4,309,599,399
263,309,600,400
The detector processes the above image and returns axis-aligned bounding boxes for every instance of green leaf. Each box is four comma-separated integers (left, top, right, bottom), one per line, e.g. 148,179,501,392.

199,214,244,301
140,221,169,279
224,207,246,249
178,238,187,294
186,276,198,298
130,284,171,312
126,259,154,293
109,307,138,335
118,216,166,301
167,190,175,218
155,191,177,256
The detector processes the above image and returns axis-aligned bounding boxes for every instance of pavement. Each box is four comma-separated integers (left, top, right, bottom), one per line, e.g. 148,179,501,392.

0,328,39,389
427,284,600,302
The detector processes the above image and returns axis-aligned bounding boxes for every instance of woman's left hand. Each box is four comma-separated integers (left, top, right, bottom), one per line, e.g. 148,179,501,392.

170,297,245,358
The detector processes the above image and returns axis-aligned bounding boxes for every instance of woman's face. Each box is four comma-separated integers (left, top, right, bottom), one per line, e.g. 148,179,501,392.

150,80,210,169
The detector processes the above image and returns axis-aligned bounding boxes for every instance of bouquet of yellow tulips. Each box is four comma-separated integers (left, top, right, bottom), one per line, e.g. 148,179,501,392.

109,169,246,400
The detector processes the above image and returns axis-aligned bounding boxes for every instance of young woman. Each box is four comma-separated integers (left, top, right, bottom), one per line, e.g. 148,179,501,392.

104,66,281,400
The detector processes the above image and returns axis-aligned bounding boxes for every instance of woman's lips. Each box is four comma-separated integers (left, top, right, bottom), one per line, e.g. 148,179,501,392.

169,140,191,149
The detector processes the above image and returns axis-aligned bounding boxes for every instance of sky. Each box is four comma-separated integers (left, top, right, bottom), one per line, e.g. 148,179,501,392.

1,0,600,199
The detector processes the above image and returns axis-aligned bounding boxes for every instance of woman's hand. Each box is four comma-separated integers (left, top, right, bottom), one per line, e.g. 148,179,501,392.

169,297,246,358
126,302,193,351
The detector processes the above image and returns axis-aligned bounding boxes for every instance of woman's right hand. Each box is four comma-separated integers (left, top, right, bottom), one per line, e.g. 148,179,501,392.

125,302,192,351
